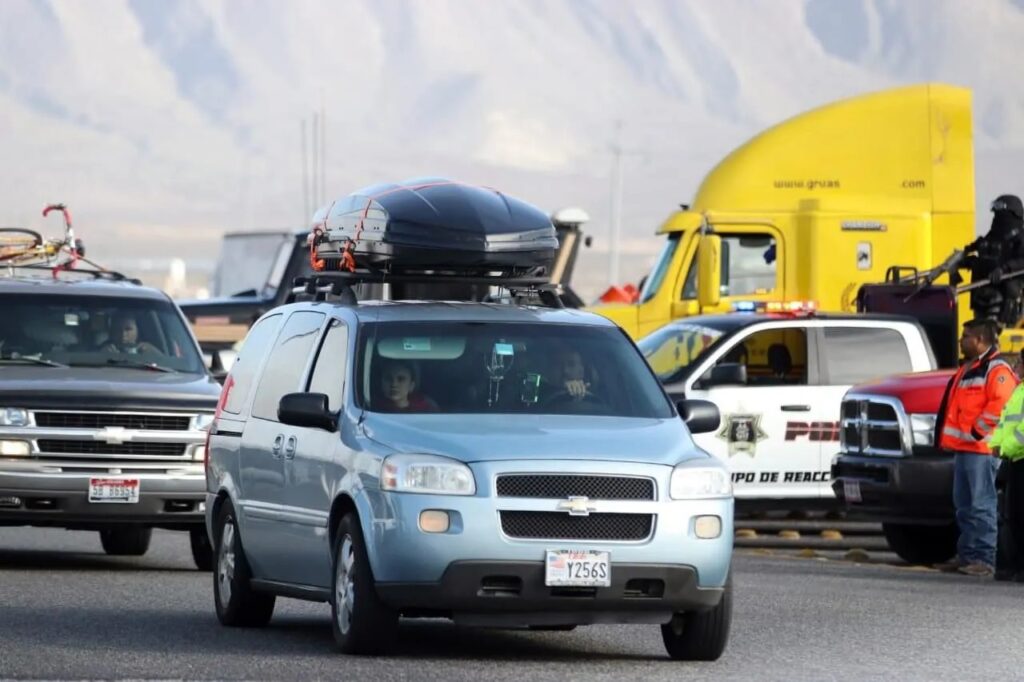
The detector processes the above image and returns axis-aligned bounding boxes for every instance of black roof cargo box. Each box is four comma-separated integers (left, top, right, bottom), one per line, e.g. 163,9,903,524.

310,178,558,274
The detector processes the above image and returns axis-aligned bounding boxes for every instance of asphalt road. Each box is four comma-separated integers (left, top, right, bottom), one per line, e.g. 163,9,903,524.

0,528,1021,681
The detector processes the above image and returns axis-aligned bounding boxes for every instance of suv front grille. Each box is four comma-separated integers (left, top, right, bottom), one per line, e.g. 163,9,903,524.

496,475,655,500
499,511,653,540
37,440,188,457
34,412,191,431
841,398,905,457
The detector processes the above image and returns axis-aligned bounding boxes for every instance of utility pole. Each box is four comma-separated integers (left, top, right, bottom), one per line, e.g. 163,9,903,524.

320,97,327,207
608,120,624,286
301,119,309,222
312,112,320,210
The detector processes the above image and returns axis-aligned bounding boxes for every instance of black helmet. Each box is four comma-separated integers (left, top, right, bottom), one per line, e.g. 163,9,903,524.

991,194,1024,219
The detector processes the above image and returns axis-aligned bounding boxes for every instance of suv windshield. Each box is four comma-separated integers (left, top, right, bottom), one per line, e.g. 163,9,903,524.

0,293,205,374
356,322,673,418
638,321,736,385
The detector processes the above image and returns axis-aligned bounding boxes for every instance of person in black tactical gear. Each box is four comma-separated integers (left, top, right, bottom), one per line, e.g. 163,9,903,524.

955,195,1024,328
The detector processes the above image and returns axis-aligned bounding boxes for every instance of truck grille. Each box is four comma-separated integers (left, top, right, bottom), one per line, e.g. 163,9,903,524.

496,475,655,500
34,412,191,431
37,440,188,457
499,511,653,540
841,397,905,457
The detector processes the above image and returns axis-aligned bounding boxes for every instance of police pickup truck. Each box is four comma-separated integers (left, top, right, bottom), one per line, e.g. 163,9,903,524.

638,302,936,508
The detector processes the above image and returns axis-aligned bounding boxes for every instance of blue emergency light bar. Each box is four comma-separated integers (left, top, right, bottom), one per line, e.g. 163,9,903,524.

730,300,818,314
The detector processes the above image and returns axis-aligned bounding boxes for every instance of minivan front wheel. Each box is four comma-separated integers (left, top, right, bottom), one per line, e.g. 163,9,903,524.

331,513,398,654
213,501,275,627
661,570,732,661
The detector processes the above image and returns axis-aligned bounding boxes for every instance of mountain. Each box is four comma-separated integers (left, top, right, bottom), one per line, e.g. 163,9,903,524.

1,0,1022,299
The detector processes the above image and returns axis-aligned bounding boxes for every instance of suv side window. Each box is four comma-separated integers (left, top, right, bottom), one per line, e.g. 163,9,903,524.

822,326,913,385
223,314,282,415
308,319,349,411
250,311,325,421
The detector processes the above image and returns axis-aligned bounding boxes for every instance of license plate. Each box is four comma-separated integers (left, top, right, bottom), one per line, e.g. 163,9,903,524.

843,480,862,503
88,478,140,504
545,550,611,587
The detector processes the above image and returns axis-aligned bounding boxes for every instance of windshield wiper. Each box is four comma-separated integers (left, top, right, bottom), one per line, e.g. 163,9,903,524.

0,355,69,368
103,358,178,373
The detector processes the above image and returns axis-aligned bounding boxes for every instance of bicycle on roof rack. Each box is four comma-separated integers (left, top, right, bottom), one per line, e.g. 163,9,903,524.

0,203,137,283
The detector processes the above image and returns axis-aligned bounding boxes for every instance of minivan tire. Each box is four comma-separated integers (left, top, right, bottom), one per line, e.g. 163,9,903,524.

190,526,214,571
661,570,732,661
214,501,275,627
331,512,398,654
99,527,152,556
882,522,958,566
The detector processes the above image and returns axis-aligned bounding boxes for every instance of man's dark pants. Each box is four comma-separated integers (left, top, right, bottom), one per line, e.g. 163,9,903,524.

997,458,1024,578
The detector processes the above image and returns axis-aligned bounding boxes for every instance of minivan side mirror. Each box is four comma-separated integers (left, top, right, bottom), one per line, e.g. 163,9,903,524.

278,392,337,432
676,399,721,434
700,362,747,388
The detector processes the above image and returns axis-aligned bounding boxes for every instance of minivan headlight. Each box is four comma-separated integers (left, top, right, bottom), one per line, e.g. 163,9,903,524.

0,408,29,427
910,413,937,447
670,464,732,500
381,454,476,496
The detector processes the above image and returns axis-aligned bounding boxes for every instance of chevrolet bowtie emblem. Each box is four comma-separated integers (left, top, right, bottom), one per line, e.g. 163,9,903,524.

95,427,129,445
557,496,596,517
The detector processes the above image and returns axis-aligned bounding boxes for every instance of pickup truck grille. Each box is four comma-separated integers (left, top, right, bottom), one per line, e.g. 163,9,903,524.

496,475,655,500
33,412,191,431
840,396,906,457
500,511,653,541
37,440,188,457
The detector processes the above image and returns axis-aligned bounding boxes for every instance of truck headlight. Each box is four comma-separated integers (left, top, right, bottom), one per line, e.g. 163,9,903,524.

909,414,936,447
192,414,215,432
0,408,29,427
381,454,476,496
670,464,732,500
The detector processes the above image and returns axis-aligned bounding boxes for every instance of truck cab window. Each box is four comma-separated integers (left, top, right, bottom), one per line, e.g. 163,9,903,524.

682,234,778,299
713,327,807,387
822,327,913,385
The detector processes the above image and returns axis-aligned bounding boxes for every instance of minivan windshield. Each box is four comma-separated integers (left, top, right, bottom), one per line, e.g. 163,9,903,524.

356,322,673,418
0,293,205,374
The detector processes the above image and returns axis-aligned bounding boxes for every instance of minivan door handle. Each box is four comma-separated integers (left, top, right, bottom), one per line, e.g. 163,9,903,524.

271,434,284,458
781,405,811,412
284,435,297,461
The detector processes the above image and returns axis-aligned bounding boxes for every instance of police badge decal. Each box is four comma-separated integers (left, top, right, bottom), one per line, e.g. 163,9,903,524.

717,413,768,456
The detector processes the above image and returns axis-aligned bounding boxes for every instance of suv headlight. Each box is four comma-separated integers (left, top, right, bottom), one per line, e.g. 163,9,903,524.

381,454,476,496
909,413,937,447
670,463,732,500
0,408,29,427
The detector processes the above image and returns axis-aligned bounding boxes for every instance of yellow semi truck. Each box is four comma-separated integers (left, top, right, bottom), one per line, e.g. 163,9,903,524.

591,83,977,346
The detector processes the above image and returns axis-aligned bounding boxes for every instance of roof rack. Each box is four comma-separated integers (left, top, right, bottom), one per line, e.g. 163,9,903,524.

286,269,565,308
4,262,142,285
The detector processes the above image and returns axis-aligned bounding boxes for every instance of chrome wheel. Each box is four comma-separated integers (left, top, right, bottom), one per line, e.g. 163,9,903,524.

335,535,355,635
218,521,236,608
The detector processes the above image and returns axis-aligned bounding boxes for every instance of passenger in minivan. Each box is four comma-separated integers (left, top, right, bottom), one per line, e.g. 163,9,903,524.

373,359,439,413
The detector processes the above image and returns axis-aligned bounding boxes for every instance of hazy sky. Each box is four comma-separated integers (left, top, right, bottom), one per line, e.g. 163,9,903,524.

1,0,1022,295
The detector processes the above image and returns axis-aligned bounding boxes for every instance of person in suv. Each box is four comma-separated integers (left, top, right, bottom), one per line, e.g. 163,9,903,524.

0,270,220,568
205,297,734,659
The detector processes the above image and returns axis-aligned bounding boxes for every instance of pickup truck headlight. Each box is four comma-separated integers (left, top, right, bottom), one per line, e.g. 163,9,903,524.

670,463,732,500
192,414,215,432
909,413,937,447
381,454,476,496
0,408,29,427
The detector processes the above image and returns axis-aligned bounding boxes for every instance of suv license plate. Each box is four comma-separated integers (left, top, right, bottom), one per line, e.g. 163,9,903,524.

89,478,140,504
843,480,862,503
545,550,611,587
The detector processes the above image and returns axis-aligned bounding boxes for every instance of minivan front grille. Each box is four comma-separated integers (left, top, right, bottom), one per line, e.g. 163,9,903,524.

34,412,191,431
496,475,655,500
499,511,653,541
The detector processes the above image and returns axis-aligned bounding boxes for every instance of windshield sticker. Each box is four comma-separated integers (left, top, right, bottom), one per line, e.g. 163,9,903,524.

402,337,432,352
494,342,515,356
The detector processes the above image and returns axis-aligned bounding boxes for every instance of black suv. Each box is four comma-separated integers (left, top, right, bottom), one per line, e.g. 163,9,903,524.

0,270,220,569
